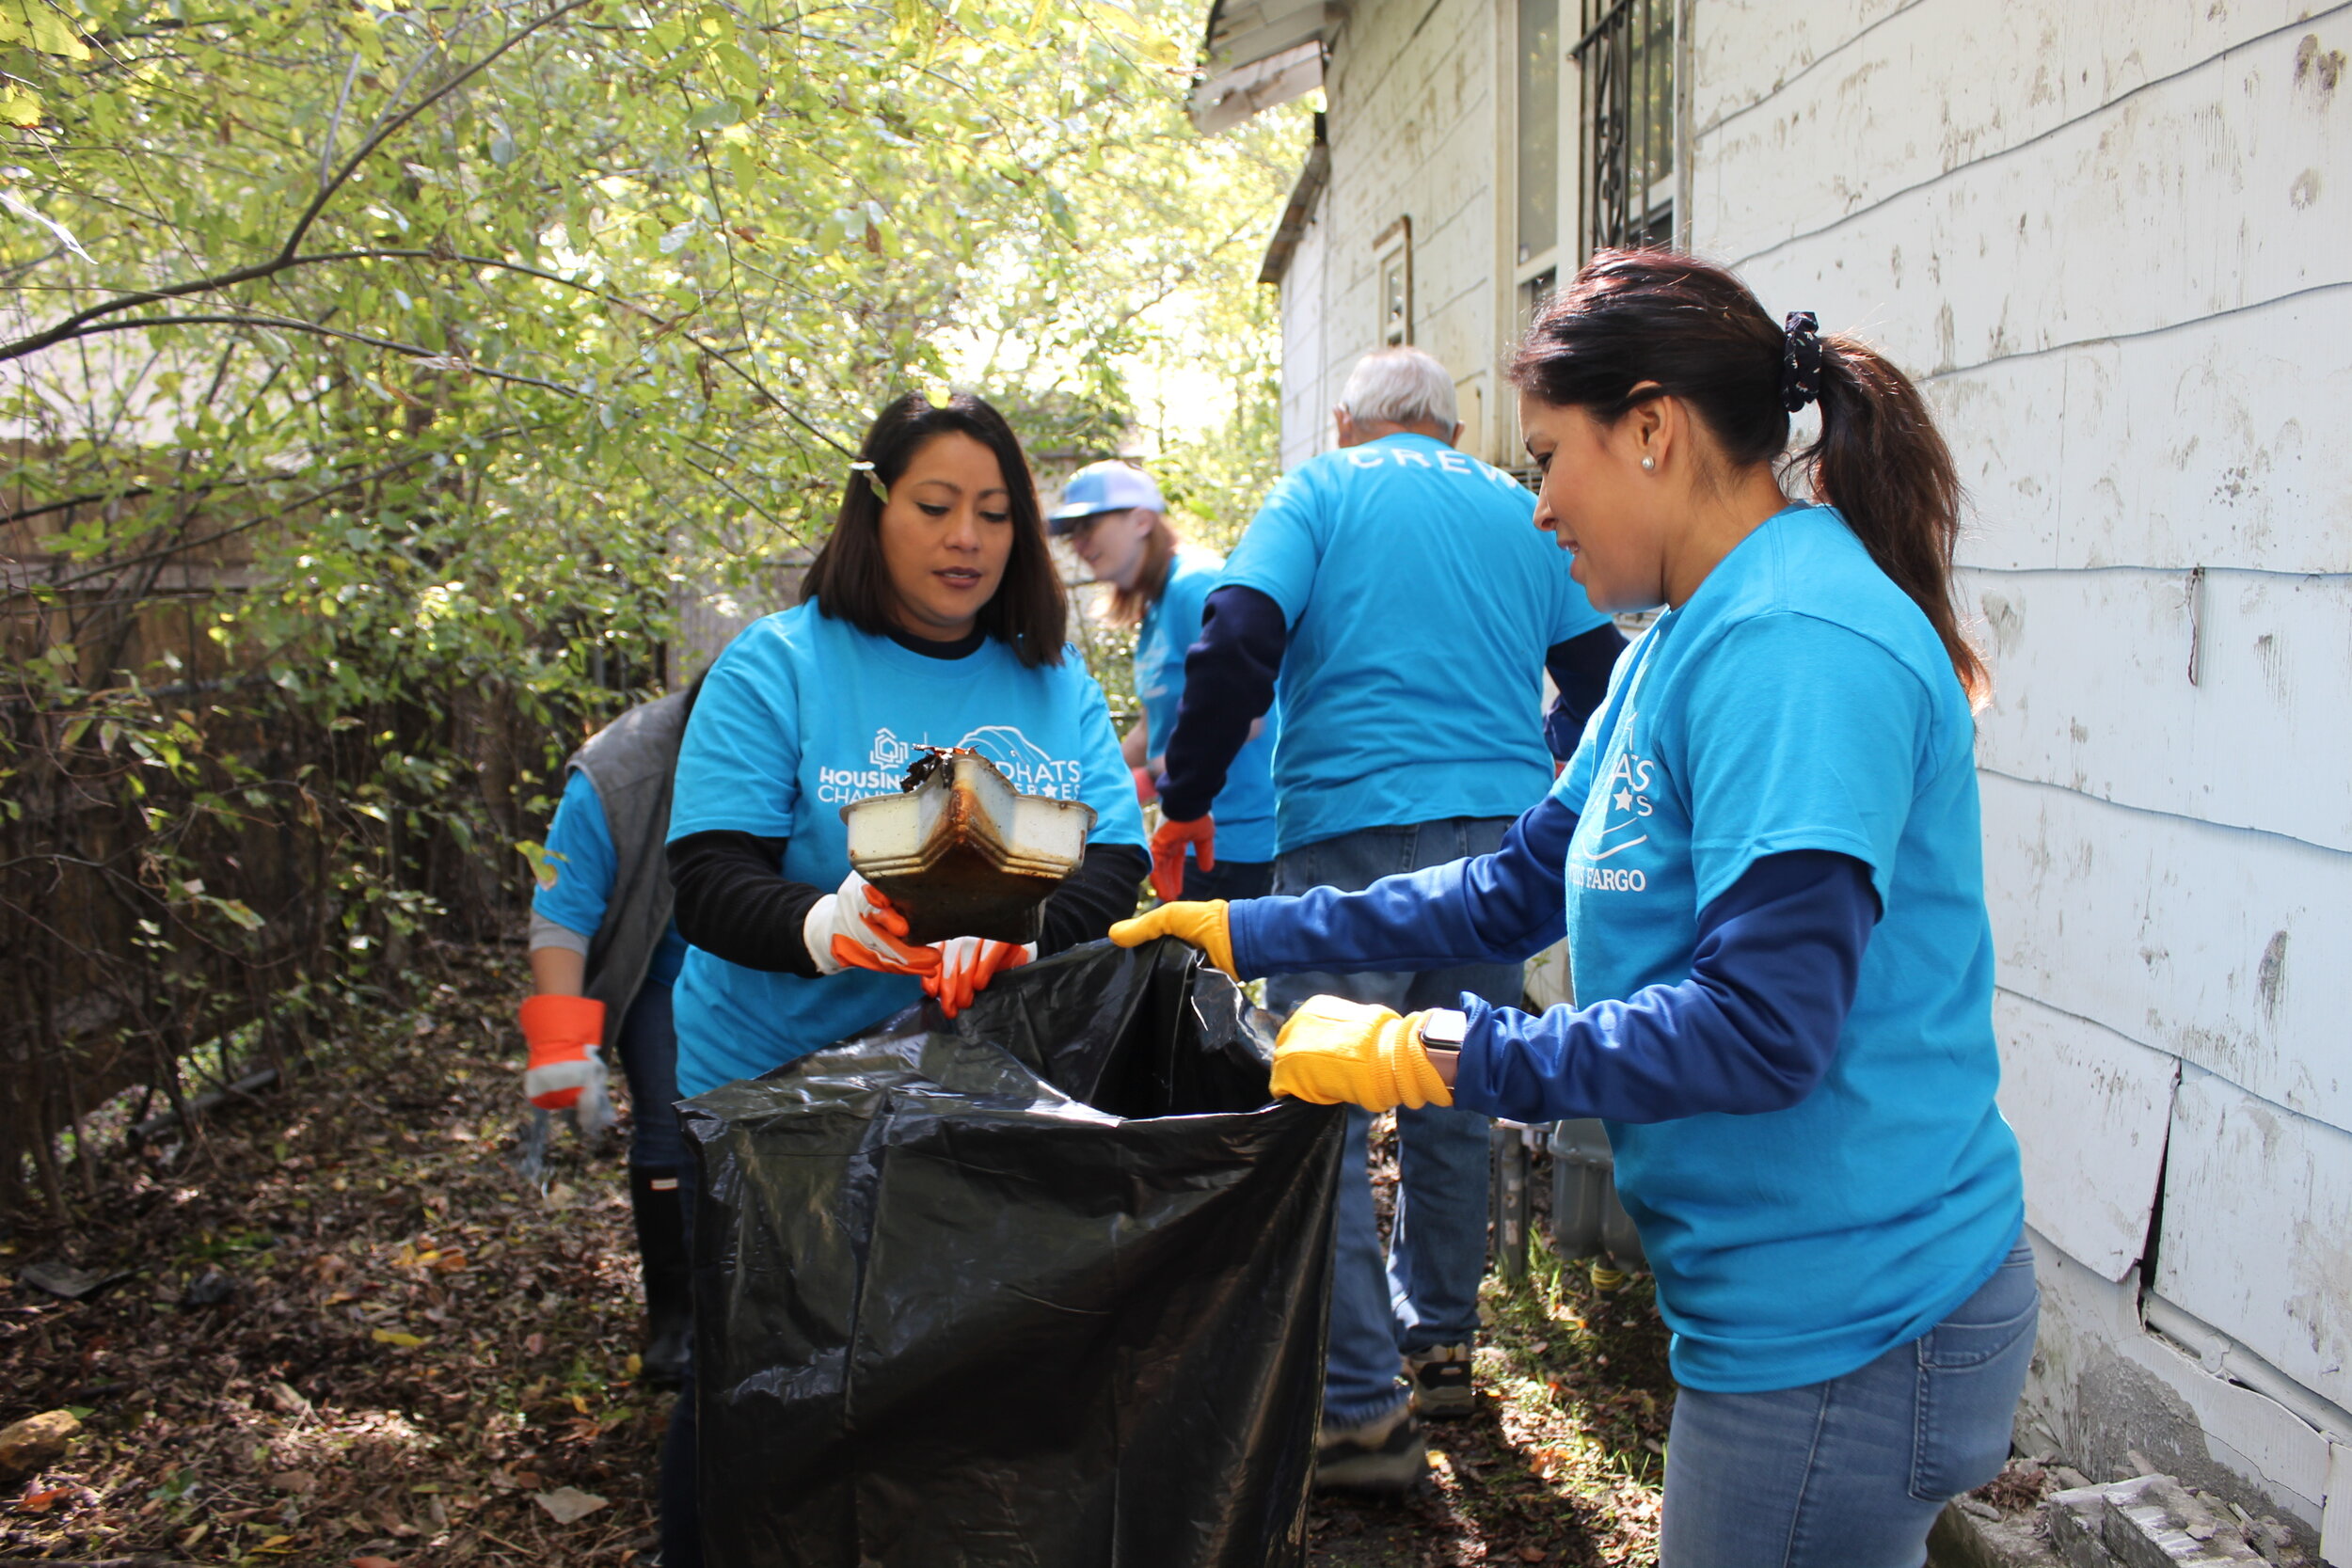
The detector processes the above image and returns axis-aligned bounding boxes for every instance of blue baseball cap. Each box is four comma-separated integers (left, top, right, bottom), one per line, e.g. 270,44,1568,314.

1049,460,1165,532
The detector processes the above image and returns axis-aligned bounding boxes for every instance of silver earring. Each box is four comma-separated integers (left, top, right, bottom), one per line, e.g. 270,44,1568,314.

1641,455,1656,472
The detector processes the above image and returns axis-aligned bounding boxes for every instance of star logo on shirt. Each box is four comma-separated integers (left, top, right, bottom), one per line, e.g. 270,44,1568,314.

1614,787,1634,811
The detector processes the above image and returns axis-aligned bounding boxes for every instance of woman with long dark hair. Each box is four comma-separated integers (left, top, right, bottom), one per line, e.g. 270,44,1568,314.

1115,252,2029,1566
656,390,1149,1566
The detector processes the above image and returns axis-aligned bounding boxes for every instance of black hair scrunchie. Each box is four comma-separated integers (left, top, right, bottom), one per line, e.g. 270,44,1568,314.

1780,310,1822,413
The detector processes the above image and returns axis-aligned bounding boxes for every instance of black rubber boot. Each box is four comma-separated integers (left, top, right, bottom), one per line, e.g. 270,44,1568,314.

629,1165,692,1390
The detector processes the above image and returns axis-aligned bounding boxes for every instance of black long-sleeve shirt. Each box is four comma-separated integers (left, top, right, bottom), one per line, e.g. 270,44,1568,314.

668,620,1151,973
668,833,1146,975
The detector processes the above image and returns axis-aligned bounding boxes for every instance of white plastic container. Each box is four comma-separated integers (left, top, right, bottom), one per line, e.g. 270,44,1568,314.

840,750,1096,944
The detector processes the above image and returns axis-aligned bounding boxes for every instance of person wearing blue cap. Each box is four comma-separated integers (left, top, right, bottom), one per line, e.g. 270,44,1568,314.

1051,459,1280,903
1148,345,1627,1492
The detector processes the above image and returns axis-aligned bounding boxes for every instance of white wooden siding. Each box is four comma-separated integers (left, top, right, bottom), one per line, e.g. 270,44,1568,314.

1933,289,2352,576
2153,1067,2352,1414
1286,0,1502,468
1687,0,1913,132
1979,774,2352,1136
1994,990,2178,1281
1692,0,2338,264
1721,20,2348,388
1968,567,2352,852
1278,195,1330,470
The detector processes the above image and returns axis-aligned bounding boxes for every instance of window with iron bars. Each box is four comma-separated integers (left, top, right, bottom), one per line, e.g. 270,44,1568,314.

1572,0,1676,255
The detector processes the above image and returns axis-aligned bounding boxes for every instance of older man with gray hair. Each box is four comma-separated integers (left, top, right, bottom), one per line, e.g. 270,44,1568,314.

1151,344,1625,1490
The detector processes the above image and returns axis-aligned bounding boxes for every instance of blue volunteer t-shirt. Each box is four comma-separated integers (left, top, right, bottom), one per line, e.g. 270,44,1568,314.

1140,546,1279,863
1553,504,2024,1392
1221,433,1610,853
665,601,1148,1098
532,768,688,986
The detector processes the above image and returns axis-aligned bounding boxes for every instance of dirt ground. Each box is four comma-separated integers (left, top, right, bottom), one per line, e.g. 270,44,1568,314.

2,944,1668,1565
1304,1261,1671,1567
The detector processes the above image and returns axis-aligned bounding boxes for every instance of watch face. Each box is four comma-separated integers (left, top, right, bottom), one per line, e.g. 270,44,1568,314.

1422,1011,1469,1049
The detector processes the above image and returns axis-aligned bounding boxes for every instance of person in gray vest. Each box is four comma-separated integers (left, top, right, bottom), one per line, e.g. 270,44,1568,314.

516,677,702,1386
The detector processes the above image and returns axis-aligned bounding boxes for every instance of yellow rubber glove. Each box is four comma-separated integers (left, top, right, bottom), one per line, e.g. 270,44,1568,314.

1107,899,1237,979
1270,997,1453,1111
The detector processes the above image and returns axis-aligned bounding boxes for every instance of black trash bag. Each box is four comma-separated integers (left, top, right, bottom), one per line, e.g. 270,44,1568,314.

680,937,1345,1568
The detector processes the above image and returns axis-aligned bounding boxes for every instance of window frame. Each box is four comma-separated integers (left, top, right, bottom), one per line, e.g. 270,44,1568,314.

1570,0,1687,258
1374,215,1413,347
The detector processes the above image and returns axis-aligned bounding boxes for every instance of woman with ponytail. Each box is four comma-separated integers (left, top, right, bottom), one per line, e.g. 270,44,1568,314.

1114,251,2028,1565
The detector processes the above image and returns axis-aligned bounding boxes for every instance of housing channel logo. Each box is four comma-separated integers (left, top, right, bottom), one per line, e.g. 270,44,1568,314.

818,724,1084,805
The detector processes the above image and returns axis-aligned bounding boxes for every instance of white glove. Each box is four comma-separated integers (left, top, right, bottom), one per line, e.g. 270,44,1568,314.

923,937,1037,1018
525,1041,613,1138
803,871,937,977
570,1048,615,1138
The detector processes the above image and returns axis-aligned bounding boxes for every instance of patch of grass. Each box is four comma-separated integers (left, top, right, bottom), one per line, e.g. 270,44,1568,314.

1309,1214,1672,1565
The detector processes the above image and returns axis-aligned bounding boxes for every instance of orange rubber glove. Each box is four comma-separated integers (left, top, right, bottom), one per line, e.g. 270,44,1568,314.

518,994,612,1128
924,937,1036,1018
1149,815,1216,904
804,871,940,977
1108,900,1237,979
1270,996,1453,1111
1132,766,1157,805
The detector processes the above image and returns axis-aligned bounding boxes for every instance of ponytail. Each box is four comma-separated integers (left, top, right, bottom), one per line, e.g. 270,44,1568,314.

1802,335,1984,702
1509,250,1987,703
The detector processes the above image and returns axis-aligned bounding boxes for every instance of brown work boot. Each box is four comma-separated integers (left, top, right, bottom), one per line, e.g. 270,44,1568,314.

1314,1402,1428,1492
1405,1341,1476,1418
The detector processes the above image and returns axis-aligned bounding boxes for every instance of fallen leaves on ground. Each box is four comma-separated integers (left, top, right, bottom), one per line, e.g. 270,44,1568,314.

0,944,664,1563
532,1484,609,1524
1,942,1670,1566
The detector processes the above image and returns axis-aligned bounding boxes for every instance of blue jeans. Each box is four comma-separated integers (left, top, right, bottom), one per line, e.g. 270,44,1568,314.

1270,816,1522,1427
615,979,684,1174
1660,1238,2039,1568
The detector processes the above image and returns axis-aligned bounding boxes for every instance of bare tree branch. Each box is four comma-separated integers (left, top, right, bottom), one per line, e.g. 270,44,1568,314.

50,312,588,397
0,0,596,367
11,426,546,595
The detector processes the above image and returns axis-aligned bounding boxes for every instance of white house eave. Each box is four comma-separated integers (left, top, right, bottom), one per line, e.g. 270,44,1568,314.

1187,0,1332,134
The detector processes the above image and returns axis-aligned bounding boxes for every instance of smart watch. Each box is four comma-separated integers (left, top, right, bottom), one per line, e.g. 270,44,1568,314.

1419,1008,1469,1053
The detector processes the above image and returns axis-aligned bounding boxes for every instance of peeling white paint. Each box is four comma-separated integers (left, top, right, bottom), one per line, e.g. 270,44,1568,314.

1692,0,2336,261
1934,290,2352,575
1967,568,2352,850
1994,990,2178,1281
1981,774,2352,1135
1721,23,2348,392
2156,1069,2352,1414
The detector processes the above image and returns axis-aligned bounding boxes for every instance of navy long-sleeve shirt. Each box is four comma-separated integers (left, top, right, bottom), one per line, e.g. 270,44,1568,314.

1156,586,1286,823
1226,791,1879,1124
1543,623,1629,759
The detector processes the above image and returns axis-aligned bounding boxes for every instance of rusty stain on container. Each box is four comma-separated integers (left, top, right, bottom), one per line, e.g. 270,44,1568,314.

840,748,1096,945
